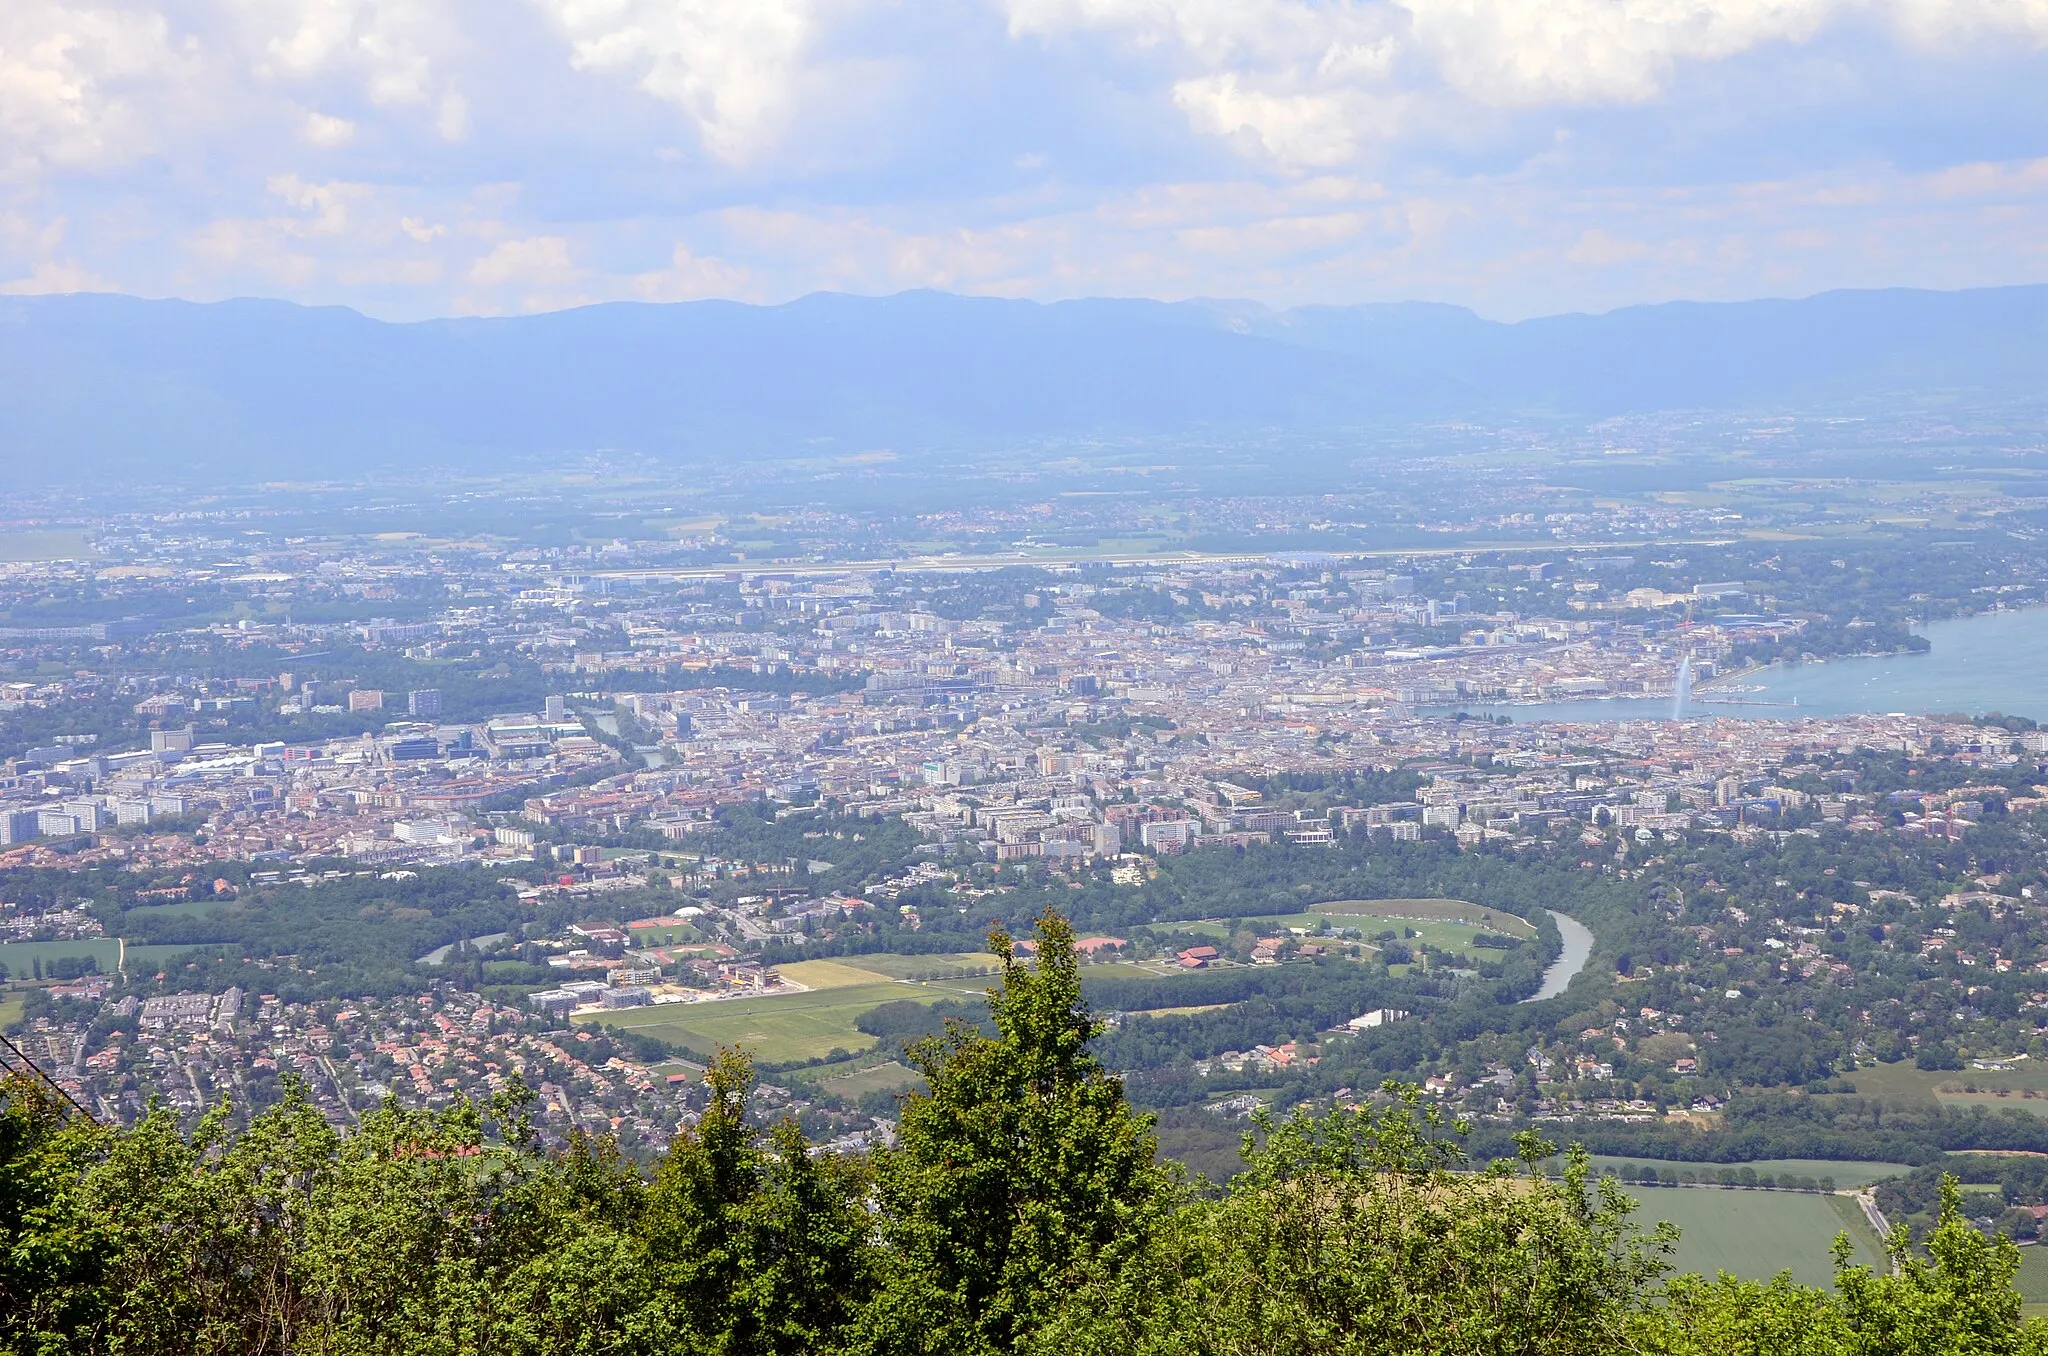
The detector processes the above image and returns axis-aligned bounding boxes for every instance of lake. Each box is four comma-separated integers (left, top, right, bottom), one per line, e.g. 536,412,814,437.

1433,606,2048,724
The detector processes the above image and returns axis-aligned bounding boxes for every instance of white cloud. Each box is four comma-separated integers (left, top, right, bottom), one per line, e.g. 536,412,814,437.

0,3,189,179
2,0,2048,319
242,0,445,106
468,233,578,287
537,0,815,163
631,242,753,300
1172,74,1374,168
302,109,356,145
1400,0,1840,107
0,257,120,294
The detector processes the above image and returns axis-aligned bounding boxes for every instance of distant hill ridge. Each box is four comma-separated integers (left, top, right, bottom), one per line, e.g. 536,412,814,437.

4,284,2046,482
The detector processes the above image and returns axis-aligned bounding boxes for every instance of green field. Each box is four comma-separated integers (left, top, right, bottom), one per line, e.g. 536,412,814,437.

848,951,1004,981
1161,900,1536,959
1838,1059,2048,1113
0,529,93,562
0,938,224,981
1313,898,1538,937
1621,1187,1888,1286
1936,1090,2048,1118
624,921,708,947
0,938,124,977
2016,1246,2048,1309
1581,1156,1912,1187
813,1061,925,1099
123,897,236,921
581,983,946,1063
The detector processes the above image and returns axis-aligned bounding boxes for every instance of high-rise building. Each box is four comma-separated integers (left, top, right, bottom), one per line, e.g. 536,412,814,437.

407,688,442,718
347,689,385,713
544,694,567,721
37,808,84,837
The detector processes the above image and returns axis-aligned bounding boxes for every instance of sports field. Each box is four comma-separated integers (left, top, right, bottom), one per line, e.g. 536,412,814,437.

774,959,902,991
1621,1187,1887,1286
624,922,710,947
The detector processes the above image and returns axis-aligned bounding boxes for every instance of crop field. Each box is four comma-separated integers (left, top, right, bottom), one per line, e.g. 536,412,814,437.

1578,1156,1912,1187
2015,1247,2048,1309
841,951,1003,981
582,982,947,1063
1620,1187,1887,1286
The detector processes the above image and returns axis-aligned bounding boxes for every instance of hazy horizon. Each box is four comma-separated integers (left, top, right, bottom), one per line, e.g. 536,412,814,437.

28,278,2048,328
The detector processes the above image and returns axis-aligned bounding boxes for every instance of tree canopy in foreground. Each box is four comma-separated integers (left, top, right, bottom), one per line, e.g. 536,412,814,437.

4,909,2044,1356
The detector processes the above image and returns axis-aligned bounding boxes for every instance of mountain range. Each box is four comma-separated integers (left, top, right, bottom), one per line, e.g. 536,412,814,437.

4,284,2046,485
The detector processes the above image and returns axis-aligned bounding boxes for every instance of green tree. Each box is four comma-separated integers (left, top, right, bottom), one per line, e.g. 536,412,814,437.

642,1048,873,1356
0,1076,112,1352
854,909,1168,1356
1042,1096,1676,1356
1654,1178,2048,1354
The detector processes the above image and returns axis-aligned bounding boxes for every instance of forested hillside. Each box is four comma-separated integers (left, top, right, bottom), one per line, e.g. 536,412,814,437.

3,911,2042,1356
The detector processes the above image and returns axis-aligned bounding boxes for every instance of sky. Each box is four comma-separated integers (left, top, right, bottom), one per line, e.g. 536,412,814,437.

6,0,2048,320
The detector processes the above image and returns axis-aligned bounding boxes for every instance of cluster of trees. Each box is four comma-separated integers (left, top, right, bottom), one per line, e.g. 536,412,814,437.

1876,1155,2048,1243
1597,1162,1840,1192
6,910,2047,1356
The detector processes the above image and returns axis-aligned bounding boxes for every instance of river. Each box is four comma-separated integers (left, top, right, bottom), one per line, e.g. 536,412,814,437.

1431,605,2048,724
1525,911,1596,1002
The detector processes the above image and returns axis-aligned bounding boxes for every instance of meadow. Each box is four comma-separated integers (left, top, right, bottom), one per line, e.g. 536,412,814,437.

0,938,124,978
1834,1058,2048,1118
1312,898,1539,936
814,1061,925,1098
1157,899,1533,962
834,951,1003,981
581,982,924,1062
1619,1186,1888,1287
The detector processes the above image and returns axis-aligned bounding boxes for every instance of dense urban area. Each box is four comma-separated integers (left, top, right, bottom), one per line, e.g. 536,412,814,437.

13,450,2048,1342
